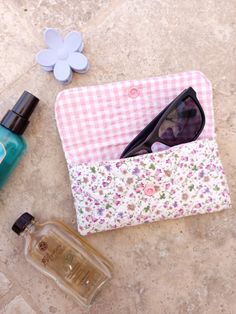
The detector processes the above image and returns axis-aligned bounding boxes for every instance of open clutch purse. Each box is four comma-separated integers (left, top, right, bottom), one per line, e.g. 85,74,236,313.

55,71,231,235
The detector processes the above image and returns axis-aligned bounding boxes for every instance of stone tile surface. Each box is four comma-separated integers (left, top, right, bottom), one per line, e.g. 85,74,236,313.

0,273,12,297
2,295,36,314
0,0,235,313
0,3,38,89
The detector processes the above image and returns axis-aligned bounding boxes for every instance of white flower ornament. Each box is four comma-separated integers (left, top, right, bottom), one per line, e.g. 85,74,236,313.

36,28,89,84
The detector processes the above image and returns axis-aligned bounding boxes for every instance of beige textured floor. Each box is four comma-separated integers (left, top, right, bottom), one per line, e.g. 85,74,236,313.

0,1,235,313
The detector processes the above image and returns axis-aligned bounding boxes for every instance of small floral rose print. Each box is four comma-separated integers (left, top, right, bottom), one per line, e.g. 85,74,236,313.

127,178,134,184
164,170,172,177
128,204,136,211
199,170,204,178
132,167,140,175
165,183,171,189
150,155,155,161
118,186,124,192
115,193,121,199
97,208,105,216
135,183,144,193
107,175,112,182
117,212,124,218
69,139,231,235
105,165,111,171
178,208,184,214
91,186,97,192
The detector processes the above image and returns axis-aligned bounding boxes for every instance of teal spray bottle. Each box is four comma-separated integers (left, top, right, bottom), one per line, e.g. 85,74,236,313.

0,91,39,188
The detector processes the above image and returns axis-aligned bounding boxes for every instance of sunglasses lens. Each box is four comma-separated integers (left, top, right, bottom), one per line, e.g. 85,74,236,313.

158,97,203,146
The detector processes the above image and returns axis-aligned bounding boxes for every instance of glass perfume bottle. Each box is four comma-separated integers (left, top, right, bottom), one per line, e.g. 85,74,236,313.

0,91,39,188
12,213,113,307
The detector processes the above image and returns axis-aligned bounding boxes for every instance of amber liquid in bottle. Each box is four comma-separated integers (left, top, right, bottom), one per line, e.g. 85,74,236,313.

12,213,112,307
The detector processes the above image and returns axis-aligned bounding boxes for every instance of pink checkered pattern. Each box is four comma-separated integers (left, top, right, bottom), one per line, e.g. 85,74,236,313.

55,71,214,164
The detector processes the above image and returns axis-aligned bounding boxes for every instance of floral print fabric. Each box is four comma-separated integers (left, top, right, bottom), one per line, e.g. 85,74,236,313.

68,138,231,235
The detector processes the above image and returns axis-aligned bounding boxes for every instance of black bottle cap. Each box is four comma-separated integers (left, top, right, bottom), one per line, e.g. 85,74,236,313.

0,91,39,135
12,212,35,235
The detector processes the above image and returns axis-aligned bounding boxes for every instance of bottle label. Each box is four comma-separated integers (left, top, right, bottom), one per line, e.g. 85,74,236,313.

35,232,105,298
0,143,6,164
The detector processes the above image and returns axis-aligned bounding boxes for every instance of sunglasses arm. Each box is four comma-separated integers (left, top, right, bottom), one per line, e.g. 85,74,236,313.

121,141,152,158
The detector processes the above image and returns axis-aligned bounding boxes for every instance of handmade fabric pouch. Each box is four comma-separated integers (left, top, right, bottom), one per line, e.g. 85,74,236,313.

55,71,231,235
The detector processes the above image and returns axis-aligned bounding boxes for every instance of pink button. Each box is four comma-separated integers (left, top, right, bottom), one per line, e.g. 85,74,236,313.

128,87,140,98
144,185,155,196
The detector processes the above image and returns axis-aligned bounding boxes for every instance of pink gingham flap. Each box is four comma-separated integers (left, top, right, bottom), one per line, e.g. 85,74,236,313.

68,139,231,235
55,71,214,164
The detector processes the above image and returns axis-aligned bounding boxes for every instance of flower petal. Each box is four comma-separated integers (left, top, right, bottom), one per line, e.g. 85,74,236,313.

74,63,89,74
78,41,84,52
64,31,83,53
42,65,54,72
53,61,72,82
61,71,73,85
36,49,57,67
44,28,63,49
67,52,88,72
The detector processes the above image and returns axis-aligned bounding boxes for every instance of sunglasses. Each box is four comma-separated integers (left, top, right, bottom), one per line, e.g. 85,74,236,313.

120,87,205,158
